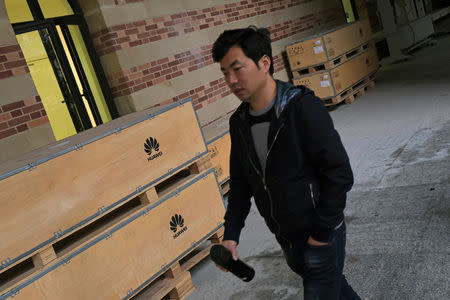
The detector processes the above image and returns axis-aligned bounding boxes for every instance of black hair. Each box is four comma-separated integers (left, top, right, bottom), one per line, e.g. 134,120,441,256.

212,26,274,75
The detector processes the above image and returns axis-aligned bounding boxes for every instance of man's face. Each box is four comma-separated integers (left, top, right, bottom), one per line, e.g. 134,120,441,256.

220,46,267,102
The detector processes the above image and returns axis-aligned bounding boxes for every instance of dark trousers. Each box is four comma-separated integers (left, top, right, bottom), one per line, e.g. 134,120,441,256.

282,222,361,300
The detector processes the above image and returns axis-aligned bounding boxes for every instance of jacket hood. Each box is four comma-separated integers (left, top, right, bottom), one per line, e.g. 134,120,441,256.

274,80,315,117
235,79,315,120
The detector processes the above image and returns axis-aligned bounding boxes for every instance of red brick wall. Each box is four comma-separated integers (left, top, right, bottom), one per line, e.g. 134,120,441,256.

92,0,316,57
102,8,339,111
0,43,48,141
0,96,48,140
0,0,344,140
0,45,29,79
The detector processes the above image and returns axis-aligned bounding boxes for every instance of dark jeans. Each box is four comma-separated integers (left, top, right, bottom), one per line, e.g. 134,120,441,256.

282,222,361,300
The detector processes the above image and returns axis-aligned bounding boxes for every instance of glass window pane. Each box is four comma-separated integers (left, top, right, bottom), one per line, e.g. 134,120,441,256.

17,30,77,140
5,0,34,23
68,25,112,123
38,0,74,19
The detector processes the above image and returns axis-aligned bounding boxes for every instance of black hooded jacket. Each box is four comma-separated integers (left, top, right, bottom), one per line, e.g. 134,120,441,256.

224,80,354,248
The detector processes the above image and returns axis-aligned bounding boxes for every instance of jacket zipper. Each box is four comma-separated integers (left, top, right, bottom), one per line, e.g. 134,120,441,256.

239,125,292,249
309,183,316,209
264,124,292,249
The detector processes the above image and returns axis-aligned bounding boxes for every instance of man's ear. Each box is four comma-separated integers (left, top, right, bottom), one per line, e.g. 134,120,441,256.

259,55,271,74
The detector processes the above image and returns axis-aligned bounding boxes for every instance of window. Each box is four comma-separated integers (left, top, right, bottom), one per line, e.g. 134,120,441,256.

6,0,118,140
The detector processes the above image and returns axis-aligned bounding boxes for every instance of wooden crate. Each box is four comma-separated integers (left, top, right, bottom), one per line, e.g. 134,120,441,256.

208,133,231,187
323,73,376,106
290,41,371,78
0,170,225,300
293,45,378,99
0,99,207,275
286,19,372,71
0,159,214,298
202,113,232,193
133,227,224,300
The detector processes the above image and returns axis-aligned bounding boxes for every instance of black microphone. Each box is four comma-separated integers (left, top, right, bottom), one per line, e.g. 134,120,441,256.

210,244,255,282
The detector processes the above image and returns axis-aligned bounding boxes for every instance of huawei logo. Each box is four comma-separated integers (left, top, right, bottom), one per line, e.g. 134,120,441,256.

170,214,188,239
144,137,163,161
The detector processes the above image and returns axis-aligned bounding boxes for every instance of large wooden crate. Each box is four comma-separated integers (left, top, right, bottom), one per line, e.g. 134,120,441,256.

208,133,231,186
0,99,207,274
286,19,372,71
293,45,378,99
202,115,232,187
0,170,224,300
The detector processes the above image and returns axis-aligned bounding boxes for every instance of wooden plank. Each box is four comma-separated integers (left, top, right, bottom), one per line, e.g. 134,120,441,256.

3,171,224,300
0,101,207,273
137,271,194,300
165,263,182,280
180,244,213,274
31,247,56,268
344,80,376,104
168,271,195,300
221,180,230,196
324,77,376,107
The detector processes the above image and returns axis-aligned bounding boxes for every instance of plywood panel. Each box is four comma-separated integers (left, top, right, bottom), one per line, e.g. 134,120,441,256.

293,71,335,99
293,45,378,98
7,171,224,299
286,37,327,71
202,113,232,184
332,46,378,94
324,19,372,59
287,19,372,71
208,134,231,184
0,100,207,271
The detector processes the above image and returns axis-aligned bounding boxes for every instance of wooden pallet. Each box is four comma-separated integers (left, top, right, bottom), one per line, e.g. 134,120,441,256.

0,159,217,299
323,73,376,106
343,80,376,104
132,227,224,300
220,180,230,195
291,41,372,78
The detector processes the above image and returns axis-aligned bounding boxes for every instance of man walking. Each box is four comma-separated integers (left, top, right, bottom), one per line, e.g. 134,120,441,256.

212,26,361,299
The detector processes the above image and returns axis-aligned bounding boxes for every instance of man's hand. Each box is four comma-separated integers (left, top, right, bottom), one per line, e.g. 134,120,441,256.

215,240,238,272
307,236,328,246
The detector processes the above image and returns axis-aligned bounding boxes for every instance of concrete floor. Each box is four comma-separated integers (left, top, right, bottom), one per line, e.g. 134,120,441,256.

186,33,450,299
